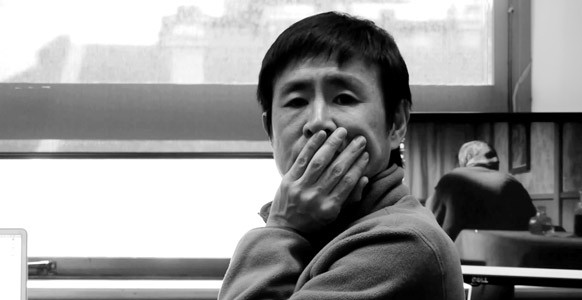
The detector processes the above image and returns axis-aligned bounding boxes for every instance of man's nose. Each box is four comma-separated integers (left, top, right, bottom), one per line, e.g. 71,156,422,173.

302,100,337,138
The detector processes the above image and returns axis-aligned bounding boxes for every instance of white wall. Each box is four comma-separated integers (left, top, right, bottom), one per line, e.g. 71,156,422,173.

532,0,582,111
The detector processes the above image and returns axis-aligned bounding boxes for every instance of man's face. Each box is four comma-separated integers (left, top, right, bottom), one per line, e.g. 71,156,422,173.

269,57,396,177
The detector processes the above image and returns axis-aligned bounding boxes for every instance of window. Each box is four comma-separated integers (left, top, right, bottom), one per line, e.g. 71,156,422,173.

0,0,507,111
0,157,279,258
1,0,494,86
0,0,516,298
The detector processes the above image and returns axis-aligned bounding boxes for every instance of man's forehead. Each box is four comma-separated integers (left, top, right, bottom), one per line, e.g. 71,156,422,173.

285,55,375,73
274,56,379,89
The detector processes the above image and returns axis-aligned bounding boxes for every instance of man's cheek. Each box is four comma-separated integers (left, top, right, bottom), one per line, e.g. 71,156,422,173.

273,144,293,175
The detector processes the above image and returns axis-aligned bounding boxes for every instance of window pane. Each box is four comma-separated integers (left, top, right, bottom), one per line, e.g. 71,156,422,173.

0,158,280,258
0,0,492,85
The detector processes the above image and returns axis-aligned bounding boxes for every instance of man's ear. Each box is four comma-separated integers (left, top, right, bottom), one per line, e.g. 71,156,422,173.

261,112,272,142
389,100,410,150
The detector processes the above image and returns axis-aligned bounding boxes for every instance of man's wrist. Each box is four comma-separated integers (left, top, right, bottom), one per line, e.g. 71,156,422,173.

266,217,310,237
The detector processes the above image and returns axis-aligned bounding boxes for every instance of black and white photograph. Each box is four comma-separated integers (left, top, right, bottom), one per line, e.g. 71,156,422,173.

1,1,581,300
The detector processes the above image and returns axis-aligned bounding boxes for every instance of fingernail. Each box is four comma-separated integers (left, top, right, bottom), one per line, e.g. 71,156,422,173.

362,152,369,161
336,127,347,139
355,136,366,147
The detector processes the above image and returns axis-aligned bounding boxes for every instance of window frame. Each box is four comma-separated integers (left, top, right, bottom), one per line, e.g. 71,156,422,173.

0,0,519,297
0,1,509,149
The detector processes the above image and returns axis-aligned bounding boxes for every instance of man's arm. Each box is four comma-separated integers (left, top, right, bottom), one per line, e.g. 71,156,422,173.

219,221,465,300
218,227,312,299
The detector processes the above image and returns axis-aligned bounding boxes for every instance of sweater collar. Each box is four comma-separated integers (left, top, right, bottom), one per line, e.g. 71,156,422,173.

259,164,409,228
351,164,409,219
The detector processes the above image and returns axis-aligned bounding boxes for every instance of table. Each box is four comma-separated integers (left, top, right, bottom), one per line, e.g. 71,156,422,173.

456,230,582,300
455,230,582,269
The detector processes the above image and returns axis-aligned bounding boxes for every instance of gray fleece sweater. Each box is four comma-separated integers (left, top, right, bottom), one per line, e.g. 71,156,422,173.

219,166,465,300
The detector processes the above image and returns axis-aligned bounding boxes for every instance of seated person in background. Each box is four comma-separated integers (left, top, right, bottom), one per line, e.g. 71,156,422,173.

426,140,537,240
218,11,464,300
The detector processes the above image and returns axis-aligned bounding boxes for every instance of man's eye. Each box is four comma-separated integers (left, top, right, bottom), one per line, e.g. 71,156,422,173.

285,98,308,108
334,94,358,105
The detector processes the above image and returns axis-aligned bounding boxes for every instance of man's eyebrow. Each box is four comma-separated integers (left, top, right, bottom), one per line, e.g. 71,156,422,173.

324,74,366,92
277,73,366,96
278,80,311,96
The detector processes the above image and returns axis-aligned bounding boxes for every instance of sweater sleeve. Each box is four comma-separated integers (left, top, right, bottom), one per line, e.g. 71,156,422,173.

218,227,315,300
292,226,465,300
219,224,465,300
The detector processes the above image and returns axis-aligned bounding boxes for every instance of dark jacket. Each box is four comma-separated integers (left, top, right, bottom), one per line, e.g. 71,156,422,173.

426,166,537,240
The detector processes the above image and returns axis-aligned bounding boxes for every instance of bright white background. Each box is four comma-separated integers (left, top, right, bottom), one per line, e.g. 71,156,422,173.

0,0,492,85
531,0,582,112
0,0,226,79
0,159,280,258
0,235,22,299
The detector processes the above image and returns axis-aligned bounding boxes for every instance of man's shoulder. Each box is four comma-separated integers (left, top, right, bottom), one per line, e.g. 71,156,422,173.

348,210,459,261
318,198,464,300
353,196,452,245
447,166,498,176
342,198,462,280
439,166,513,187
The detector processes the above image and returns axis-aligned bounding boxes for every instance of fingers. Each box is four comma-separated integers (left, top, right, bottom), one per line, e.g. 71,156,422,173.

327,151,369,205
286,130,327,180
346,175,369,204
315,151,369,223
317,135,367,190
301,128,348,183
269,128,370,233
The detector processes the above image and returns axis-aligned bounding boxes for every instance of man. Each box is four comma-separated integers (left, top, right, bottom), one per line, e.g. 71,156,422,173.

219,12,464,300
426,140,537,240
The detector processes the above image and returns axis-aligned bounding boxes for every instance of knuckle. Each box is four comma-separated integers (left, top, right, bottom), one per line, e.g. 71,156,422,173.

313,185,326,196
280,179,291,190
295,156,308,168
320,201,341,220
307,139,320,149
299,189,316,203
328,136,343,148
330,164,344,178
310,158,324,170
329,136,341,145
298,195,310,205
288,184,301,198
342,175,355,186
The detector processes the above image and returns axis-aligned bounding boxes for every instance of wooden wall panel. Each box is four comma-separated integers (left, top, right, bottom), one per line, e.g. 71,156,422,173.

513,122,554,194
561,198,581,232
404,122,477,201
493,122,509,173
404,123,434,199
562,122,582,193
434,123,477,170
475,122,494,144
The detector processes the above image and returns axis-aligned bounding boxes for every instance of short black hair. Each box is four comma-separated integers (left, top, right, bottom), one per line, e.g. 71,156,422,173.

257,11,411,167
